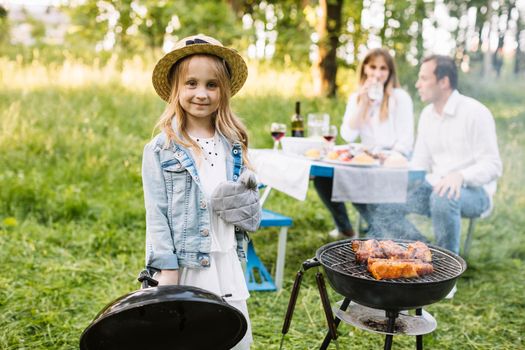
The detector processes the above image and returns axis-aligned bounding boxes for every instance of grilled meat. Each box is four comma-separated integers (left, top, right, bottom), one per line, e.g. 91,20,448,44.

379,240,409,259
367,258,434,280
353,239,385,264
352,239,434,279
406,241,432,262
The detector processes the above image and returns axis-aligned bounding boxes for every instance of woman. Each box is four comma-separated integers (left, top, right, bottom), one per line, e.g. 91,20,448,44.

314,48,414,239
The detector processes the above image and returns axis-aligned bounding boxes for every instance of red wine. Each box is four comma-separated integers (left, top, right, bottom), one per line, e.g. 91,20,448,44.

271,131,285,141
323,135,335,142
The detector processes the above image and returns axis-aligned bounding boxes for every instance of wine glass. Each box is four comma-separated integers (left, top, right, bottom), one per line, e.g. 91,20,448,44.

270,123,287,150
322,125,338,154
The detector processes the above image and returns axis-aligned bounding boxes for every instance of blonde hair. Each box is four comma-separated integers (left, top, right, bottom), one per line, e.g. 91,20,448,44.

357,48,400,122
155,54,250,167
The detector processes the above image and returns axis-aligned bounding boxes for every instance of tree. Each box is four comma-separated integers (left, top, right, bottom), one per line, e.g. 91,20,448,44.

381,0,419,62
65,0,242,56
0,5,9,47
314,0,343,97
340,0,365,69
62,1,109,52
272,1,312,68
482,1,494,77
515,6,522,75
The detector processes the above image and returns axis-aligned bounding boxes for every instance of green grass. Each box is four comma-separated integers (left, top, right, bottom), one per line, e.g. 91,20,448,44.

1,60,524,349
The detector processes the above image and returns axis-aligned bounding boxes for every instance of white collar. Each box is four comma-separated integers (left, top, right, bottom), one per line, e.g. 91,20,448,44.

431,90,460,118
442,90,461,117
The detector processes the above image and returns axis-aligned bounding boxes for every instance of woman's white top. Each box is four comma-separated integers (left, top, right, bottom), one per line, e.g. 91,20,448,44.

180,133,250,302
340,88,414,155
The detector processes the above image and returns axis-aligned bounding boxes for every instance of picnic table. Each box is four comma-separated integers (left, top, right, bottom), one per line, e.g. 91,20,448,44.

250,148,425,203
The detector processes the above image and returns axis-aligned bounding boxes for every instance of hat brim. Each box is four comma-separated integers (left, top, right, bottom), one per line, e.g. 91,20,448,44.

152,43,248,102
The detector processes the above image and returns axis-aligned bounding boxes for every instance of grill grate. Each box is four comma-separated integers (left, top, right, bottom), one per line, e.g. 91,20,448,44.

318,241,464,284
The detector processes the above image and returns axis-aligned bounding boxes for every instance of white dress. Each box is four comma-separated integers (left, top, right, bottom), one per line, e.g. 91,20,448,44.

179,133,252,350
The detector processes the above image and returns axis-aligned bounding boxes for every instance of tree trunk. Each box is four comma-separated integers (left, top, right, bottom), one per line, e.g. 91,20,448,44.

226,0,244,17
349,1,364,70
313,0,343,98
492,2,515,78
415,0,426,62
482,2,493,77
515,10,522,75
379,0,388,45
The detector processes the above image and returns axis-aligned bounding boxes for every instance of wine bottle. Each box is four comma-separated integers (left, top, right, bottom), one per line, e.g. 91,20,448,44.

290,101,304,137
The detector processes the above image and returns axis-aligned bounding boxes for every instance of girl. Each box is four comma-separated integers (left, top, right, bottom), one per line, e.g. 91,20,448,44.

142,34,257,349
314,48,414,239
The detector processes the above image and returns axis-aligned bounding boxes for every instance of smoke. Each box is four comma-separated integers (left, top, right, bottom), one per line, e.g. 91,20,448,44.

365,203,430,243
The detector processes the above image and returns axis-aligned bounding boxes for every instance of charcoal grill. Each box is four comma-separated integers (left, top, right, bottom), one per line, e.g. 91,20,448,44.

80,271,247,350
280,239,467,350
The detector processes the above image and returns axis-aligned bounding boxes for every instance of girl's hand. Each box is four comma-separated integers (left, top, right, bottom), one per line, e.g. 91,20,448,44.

156,269,180,285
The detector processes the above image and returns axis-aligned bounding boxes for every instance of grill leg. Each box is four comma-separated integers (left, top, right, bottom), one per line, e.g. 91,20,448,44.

384,311,398,350
319,298,351,350
416,308,423,350
316,273,337,341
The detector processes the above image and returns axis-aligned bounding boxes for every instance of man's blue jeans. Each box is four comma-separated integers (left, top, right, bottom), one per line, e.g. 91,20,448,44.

313,176,371,233
368,181,490,254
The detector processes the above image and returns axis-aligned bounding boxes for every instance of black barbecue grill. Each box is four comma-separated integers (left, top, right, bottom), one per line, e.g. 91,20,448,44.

320,241,464,283
280,239,467,350
80,271,247,350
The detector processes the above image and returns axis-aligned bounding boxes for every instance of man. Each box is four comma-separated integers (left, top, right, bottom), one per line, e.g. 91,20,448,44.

371,55,502,256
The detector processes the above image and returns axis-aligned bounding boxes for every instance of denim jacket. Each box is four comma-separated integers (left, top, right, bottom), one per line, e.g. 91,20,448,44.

142,131,247,271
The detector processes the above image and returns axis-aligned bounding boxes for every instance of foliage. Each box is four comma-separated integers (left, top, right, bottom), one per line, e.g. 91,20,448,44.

338,0,365,69
0,58,524,349
0,5,10,47
266,1,313,68
63,0,244,58
2,0,522,98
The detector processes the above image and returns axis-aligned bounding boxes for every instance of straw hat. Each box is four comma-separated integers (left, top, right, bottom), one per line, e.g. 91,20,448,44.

152,34,248,102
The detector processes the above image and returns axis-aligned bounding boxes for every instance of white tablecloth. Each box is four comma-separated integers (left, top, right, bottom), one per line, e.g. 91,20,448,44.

249,149,409,203
249,149,311,201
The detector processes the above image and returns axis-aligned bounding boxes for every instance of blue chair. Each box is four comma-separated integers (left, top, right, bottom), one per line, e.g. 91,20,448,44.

245,208,293,291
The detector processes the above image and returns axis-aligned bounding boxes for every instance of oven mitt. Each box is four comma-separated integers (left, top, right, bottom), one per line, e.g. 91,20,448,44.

210,169,261,232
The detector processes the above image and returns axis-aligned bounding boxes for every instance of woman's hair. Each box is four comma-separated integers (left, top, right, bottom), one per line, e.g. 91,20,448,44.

155,54,250,167
358,48,400,122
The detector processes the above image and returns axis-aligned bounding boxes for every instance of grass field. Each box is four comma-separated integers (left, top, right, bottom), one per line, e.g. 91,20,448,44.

1,58,524,349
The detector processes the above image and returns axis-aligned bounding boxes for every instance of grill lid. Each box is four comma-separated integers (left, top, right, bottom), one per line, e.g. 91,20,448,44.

317,240,465,284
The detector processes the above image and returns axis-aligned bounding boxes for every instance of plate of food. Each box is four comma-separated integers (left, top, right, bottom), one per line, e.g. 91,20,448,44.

322,150,380,167
303,148,322,160
382,151,409,168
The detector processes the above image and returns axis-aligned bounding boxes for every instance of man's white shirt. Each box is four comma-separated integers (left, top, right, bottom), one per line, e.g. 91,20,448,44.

410,90,502,212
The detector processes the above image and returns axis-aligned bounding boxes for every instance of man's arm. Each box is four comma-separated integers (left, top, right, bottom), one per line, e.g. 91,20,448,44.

434,103,502,199
459,105,502,186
